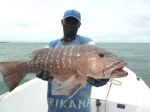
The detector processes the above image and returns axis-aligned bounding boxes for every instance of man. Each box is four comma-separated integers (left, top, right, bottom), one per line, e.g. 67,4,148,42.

37,9,109,112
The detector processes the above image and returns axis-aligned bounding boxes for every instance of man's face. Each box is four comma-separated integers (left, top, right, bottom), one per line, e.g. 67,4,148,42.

62,17,81,37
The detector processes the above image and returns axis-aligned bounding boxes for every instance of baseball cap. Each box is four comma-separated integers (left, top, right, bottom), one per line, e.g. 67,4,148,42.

63,9,81,22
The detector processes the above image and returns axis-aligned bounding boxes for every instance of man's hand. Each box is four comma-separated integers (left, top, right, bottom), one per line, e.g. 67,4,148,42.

36,70,53,81
86,77,109,87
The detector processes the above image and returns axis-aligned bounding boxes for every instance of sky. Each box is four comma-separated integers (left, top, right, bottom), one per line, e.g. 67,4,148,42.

0,0,150,43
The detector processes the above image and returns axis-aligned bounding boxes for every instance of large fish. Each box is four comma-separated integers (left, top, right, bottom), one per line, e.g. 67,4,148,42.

0,45,128,95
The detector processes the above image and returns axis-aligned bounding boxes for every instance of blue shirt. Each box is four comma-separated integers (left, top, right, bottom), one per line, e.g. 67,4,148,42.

47,35,95,112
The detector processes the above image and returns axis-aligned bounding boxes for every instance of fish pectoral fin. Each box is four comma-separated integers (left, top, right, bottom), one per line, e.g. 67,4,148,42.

51,75,86,96
68,75,87,97
68,82,86,99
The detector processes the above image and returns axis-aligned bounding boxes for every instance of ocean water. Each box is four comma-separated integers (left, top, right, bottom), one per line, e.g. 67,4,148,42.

0,42,150,95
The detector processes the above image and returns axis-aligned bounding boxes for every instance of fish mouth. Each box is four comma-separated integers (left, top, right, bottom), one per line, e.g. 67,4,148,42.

105,61,128,78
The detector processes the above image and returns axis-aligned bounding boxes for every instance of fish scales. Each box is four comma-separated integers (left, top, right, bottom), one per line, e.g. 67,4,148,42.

24,45,94,81
27,45,99,73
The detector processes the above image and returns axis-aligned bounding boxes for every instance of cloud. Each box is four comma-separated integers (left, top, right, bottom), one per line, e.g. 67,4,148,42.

0,0,150,42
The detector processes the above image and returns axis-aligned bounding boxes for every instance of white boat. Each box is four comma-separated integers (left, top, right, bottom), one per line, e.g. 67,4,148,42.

0,68,150,112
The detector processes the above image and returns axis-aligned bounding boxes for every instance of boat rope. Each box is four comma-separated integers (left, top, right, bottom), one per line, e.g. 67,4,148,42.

111,79,122,85
0,92,9,102
104,78,122,112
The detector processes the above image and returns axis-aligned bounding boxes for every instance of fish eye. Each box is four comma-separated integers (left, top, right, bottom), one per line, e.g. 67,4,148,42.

98,54,104,57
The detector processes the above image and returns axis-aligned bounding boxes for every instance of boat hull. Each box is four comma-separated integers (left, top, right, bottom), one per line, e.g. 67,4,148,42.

0,68,150,112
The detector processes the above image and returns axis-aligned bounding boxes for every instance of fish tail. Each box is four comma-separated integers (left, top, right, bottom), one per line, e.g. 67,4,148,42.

0,61,27,91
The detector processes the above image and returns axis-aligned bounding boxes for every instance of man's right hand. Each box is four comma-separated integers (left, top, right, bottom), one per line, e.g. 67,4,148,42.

36,70,53,81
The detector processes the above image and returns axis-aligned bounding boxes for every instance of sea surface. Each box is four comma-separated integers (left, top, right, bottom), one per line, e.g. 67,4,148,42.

0,42,150,95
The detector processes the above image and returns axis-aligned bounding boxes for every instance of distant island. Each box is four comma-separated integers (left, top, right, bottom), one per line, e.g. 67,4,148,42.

0,42,9,43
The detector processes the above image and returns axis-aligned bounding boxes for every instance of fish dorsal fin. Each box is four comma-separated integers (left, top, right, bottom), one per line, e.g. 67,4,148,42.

30,48,48,60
